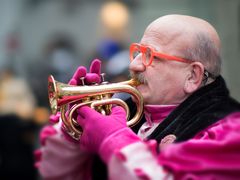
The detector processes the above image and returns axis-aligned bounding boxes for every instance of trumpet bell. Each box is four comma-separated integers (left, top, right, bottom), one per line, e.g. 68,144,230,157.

48,75,58,115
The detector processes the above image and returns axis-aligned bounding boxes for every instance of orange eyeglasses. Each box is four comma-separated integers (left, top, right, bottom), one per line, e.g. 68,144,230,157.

129,43,192,66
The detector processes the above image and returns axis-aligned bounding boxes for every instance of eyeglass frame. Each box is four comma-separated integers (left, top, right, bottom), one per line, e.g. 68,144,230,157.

129,43,193,66
129,43,216,80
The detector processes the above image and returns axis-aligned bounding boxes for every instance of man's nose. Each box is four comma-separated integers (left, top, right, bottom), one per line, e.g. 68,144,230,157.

129,55,146,72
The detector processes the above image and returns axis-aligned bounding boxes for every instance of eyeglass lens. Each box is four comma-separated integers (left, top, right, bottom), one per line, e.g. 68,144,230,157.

144,47,152,65
132,46,141,59
131,45,153,66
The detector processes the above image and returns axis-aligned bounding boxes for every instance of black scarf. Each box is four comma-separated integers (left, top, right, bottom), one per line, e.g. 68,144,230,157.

147,76,240,142
92,76,240,179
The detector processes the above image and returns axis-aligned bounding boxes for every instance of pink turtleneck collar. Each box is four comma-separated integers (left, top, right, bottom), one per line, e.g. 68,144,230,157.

144,104,177,126
137,104,178,139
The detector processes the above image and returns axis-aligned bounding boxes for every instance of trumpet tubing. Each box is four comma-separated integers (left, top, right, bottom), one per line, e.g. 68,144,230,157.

48,75,144,140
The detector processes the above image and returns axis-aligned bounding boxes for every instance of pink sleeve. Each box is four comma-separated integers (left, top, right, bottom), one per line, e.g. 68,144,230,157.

109,140,170,180
108,112,240,180
38,122,93,180
158,112,240,180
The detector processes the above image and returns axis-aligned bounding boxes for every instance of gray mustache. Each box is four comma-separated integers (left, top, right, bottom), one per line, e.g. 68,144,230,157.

130,72,147,84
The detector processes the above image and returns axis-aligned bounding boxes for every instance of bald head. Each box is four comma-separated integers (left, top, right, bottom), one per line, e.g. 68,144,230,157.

142,14,222,76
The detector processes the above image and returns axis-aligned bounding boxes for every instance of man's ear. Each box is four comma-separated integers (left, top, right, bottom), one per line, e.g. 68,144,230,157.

184,62,205,93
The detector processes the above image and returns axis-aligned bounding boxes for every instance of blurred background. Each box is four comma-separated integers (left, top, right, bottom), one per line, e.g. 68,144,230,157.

0,0,240,179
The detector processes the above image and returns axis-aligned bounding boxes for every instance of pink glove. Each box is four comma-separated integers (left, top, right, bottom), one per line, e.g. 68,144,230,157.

61,59,102,141
49,112,61,124
34,125,58,168
34,149,42,168
40,125,58,146
68,59,101,86
35,58,102,168
77,105,140,163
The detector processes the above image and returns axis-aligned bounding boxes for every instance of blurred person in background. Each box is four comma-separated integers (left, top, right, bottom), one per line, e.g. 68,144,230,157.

88,1,130,78
90,38,126,74
35,14,240,180
106,50,132,101
27,34,79,110
0,67,38,179
106,50,130,83
46,35,79,84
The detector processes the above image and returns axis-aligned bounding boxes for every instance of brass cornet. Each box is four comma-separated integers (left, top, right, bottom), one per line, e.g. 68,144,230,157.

48,74,144,140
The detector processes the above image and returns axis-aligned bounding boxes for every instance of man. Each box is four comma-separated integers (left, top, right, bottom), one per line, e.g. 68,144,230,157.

35,14,240,179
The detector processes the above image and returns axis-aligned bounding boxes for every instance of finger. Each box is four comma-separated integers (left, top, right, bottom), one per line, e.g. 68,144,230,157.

72,66,87,79
34,149,44,168
34,149,42,162
89,59,101,75
40,126,57,146
69,66,87,85
69,79,77,85
49,113,60,123
34,161,40,168
85,73,101,84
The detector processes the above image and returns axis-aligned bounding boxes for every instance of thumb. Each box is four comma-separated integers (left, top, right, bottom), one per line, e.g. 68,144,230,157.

77,106,100,119
111,106,127,118
77,106,101,127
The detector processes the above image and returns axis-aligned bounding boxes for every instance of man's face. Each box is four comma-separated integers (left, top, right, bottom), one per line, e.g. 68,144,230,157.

129,24,190,105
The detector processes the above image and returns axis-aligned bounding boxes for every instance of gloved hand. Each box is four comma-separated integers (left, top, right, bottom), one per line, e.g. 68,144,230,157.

77,105,140,163
68,59,101,86
62,59,102,141
34,125,58,168
35,59,102,167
